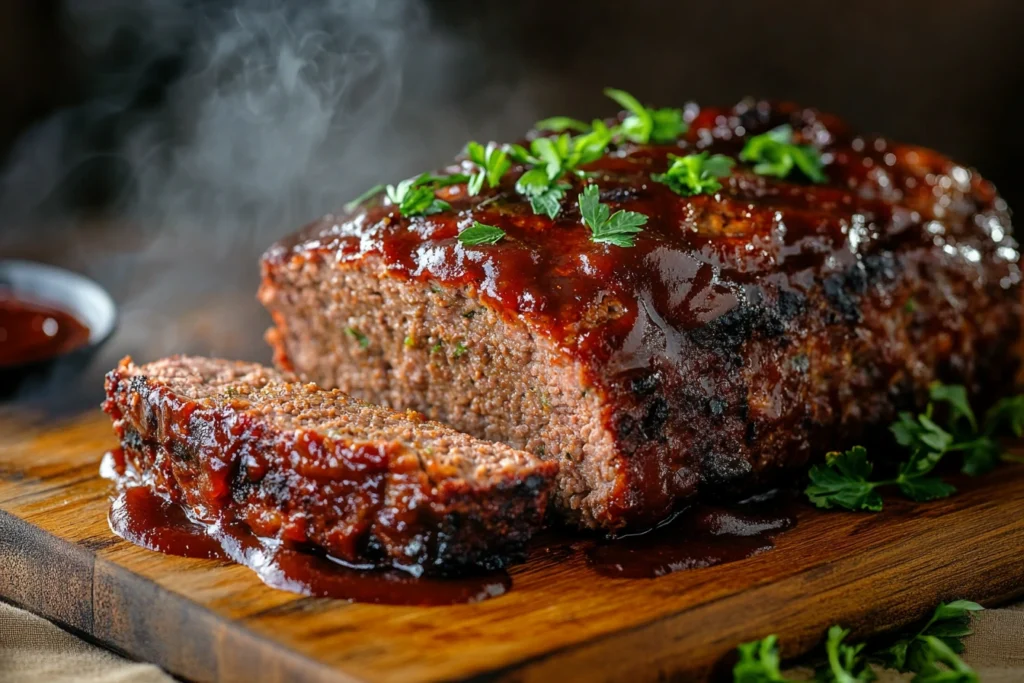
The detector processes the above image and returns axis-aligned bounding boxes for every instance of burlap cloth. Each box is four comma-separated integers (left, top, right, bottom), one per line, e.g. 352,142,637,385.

1,599,1022,682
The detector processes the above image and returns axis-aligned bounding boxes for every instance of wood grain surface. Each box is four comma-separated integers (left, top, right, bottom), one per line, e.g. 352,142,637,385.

1,411,1023,683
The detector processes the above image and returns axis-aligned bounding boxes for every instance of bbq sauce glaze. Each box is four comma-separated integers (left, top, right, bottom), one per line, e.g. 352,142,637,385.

103,449,797,600
264,99,1023,531
0,295,90,366
102,449,512,606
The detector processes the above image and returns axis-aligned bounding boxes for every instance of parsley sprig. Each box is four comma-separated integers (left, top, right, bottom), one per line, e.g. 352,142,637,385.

806,383,1024,512
740,125,827,183
506,126,613,218
465,142,511,196
577,184,648,247
735,601,982,683
457,221,506,246
386,172,469,217
603,88,687,144
652,152,735,196
878,600,983,680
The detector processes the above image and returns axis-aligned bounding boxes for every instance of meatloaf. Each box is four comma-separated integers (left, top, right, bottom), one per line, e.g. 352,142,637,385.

259,98,1023,532
103,356,556,573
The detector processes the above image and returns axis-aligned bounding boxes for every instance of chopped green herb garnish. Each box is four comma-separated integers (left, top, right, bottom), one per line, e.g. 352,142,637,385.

224,387,240,398
806,382,1023,511
740,124,827,182
466,141,511,195
732,600,982,683
806,446,884,512
603,88,687,144
814,626,874,683
403,335,415,349
430,341,443,354
535,116,591,133
386,172,469,217
878,601,982,681
345,327,370,349
515,168,570,219
733,635,795,683
458,221,506,246
652,152,735,196
343,183,386,212
578,184,648,247
452,341,468,358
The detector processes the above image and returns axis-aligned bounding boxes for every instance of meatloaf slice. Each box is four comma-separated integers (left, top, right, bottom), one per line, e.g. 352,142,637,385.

259,99,1023,532
102,355,557,573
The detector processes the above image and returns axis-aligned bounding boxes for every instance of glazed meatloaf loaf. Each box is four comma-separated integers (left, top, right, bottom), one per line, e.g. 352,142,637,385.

103,356,556,572
259,98,1023,532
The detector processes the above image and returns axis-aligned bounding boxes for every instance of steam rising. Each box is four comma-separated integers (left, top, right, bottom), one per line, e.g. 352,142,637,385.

0,0,540,403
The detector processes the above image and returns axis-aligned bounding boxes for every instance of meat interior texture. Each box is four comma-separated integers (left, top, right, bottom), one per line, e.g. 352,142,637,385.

260,99,1023,532
103,356,556,572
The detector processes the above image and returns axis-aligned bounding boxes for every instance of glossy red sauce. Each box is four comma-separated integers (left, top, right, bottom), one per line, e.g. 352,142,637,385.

103,444,798,599
587,492,798,578
0,295,90,367
268,100,1019,371
102,450,511,606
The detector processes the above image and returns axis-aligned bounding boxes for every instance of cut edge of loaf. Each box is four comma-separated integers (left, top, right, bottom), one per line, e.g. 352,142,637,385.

259,253,626,529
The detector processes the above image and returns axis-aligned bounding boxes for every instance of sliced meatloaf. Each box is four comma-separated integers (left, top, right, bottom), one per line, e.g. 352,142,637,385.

102,355,557,573
259,99,1024,531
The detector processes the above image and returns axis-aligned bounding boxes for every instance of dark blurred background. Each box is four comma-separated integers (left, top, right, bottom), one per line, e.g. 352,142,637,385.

2,0,1023,408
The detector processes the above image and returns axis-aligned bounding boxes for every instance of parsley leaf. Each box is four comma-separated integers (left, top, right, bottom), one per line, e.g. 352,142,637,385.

515,168,570,219
577,184,648,247
603,87,687,144
806,447,884,512
815,625,876,683
343,183,386,212
466,141,511,196
652,152,735,196
535,116,590,133
984,394,1024,438
740,125,827,183
928,383,978,433
457,221,506,246
879,601,982,682
386,172,464,217
733,635,798,683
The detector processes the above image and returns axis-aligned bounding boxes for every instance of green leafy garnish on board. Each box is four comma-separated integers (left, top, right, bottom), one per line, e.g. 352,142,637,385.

733,601,982,683
652,152,735,196
603,87,687,144
805,382,1024,511
878,601,983,682
740,125,827,183
815,626,875,683
457,221,506,246
734,635,797,683
465,142,511,195
577,184,648,248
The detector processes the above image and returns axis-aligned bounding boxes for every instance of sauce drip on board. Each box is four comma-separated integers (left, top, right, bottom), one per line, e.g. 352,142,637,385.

102,450,511,606
0,295,90,367
103,452,800,601
588,492,798,579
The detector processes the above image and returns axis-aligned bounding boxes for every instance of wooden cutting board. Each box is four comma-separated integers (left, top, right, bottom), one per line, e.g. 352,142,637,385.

2,411,1023,683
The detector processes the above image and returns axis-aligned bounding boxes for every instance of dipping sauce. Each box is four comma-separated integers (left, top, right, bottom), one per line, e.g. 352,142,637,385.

0,295,90,367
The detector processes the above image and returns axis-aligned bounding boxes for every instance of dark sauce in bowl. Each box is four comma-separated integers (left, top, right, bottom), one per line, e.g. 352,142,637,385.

0,295,91,367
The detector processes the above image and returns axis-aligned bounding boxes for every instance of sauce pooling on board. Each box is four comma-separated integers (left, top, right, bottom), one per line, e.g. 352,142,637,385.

0,295,90,366
105,451,798,600
102,449,511,606
588,492,798,578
